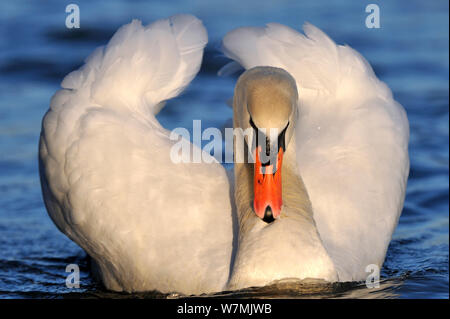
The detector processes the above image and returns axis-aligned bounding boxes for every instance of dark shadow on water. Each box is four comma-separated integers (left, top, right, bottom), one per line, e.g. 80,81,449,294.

55,277,405,299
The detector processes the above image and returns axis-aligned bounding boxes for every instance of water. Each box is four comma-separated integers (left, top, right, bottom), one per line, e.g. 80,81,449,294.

0,0,448,299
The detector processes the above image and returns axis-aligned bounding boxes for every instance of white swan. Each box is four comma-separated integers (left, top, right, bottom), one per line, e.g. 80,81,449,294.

39,14,409,295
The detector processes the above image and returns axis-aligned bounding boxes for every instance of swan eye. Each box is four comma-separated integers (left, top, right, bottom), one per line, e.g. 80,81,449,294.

278,122,289,152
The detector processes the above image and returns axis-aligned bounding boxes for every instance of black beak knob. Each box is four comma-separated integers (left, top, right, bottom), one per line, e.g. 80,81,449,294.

262,206,275,223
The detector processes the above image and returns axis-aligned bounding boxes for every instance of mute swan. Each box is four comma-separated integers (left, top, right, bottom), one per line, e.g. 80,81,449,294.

39,14,409,295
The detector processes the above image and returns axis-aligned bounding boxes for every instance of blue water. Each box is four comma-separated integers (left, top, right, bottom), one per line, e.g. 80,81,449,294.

0,0,448,299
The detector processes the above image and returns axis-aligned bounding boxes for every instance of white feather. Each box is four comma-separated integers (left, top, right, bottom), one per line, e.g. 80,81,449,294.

221,22,410,281
39,15,233,295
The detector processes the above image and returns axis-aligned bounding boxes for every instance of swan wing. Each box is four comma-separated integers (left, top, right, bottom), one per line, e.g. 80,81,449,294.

39,15,233,294
221,23,409,281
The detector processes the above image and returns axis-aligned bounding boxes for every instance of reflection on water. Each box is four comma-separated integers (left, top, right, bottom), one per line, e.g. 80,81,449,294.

0,0,448,298
58,276,405,299
203,279,402,299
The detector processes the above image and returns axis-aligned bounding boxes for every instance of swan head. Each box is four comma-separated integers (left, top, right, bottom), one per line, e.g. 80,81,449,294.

234,66,298,223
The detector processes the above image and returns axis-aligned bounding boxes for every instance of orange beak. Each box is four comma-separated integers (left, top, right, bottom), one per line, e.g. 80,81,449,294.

253,145,283,223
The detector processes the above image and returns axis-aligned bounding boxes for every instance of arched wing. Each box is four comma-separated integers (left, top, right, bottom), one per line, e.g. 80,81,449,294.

40,15,234,294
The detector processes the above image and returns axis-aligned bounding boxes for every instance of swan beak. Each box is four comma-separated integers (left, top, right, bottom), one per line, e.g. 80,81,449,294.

253,145,283,223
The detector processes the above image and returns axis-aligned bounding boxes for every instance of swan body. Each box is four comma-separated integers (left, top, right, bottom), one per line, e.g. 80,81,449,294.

39,14,409,295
